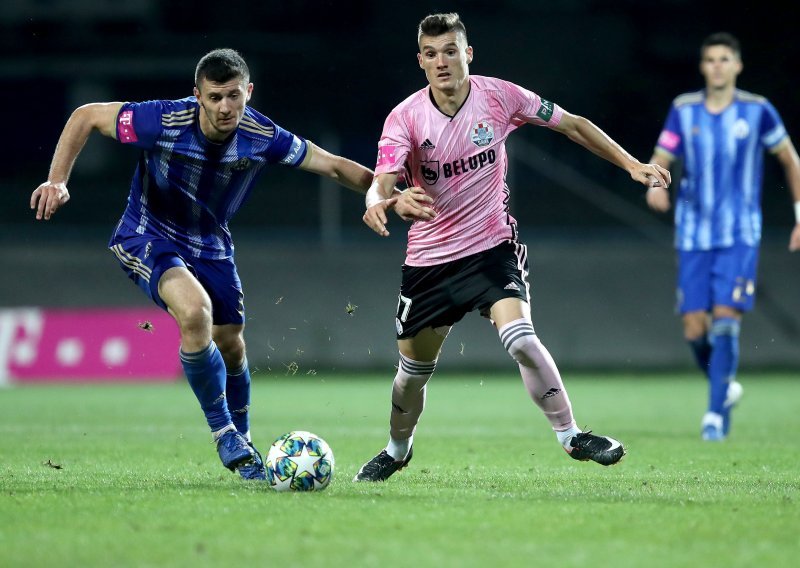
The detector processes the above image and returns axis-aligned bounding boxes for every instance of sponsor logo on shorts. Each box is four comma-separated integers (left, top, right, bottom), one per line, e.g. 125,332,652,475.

504,282,519,291
470,121,494,147
395,318,404,335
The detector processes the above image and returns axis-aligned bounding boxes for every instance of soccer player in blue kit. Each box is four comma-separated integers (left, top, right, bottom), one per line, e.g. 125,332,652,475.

30,49,380,478
647,33,800,441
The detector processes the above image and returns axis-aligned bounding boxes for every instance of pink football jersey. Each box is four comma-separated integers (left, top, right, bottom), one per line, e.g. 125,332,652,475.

375,75,563,266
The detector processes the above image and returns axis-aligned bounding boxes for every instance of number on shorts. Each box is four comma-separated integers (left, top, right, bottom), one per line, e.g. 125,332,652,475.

396,293,412,323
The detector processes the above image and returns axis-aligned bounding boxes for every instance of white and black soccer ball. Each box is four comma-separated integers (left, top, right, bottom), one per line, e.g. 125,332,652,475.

265,431,335,492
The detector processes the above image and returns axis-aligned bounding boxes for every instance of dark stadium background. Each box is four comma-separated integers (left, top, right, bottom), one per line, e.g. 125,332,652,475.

2,0,799,372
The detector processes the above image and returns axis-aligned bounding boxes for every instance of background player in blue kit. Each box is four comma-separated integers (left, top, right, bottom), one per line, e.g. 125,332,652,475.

647,33,800,441
30,48,380,479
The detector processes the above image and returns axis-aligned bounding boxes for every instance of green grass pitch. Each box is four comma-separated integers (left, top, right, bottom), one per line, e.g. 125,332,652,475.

1,373,798,567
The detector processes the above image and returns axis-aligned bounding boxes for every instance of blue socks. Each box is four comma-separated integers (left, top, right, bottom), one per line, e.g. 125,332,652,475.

707,317,740,414
226,358,251,438
180,342,232,433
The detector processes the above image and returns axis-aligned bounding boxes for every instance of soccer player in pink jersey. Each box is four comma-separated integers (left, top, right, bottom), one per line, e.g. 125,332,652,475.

354,12,671,481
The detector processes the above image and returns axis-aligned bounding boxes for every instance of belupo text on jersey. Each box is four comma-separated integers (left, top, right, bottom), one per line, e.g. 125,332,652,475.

441,148,496,179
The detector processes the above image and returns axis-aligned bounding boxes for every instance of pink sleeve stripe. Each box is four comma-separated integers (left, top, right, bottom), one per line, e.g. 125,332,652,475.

118,110,138,144
657,130,680,151
376,145,399,167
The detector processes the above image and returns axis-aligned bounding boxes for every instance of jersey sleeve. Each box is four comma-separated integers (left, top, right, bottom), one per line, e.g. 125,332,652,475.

502,80,563,128
266,124,309,167
759,100,789,151
374,109,412,177
116,100,164,149
654,104,683,158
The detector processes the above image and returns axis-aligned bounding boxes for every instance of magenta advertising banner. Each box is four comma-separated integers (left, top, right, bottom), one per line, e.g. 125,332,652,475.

0,308,181,384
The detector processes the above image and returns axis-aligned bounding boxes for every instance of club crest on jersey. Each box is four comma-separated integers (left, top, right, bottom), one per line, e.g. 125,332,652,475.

470,121,494,147
420,160,440,185
231,157,251,171
732,118,750,139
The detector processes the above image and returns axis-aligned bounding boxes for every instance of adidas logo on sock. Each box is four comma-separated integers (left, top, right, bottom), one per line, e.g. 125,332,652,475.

541,387,561,399
419,138,436,150
503,282,519,291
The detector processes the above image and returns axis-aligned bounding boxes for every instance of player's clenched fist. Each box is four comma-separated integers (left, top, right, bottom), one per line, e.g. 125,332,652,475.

31,181,70,220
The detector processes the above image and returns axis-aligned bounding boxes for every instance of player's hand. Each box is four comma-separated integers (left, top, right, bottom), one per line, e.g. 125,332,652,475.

394,187,437,222
789,225,800,252
31,181,70,220
646,185,671,212
363,196,399,237
632,163,671,192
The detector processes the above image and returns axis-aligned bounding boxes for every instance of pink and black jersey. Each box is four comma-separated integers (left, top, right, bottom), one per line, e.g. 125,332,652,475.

375,75,563,266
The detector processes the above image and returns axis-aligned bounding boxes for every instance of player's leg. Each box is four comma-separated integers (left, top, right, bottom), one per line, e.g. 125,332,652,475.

490,297,624,466
158,267,254,470
197,256,266,480
213,324,250,439
355,260,459,482
677,250,714,378
704,306,742,439
110,234,253,472
683,311,712,376
353,328,447,482
211,323,264,479
702,245,755,439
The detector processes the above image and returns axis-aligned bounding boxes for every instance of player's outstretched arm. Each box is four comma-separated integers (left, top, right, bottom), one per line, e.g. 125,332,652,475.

31,102,123,221
363,173,400,237
552,111,671,191
773,140,800,251
298,142,375,194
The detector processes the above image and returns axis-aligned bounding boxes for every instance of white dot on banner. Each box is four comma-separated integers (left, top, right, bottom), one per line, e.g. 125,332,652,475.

101,338,129,366
56,339,83,366
12,342,37,366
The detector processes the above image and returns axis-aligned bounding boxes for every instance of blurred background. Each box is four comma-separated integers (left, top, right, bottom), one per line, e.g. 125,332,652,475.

2,0,799,381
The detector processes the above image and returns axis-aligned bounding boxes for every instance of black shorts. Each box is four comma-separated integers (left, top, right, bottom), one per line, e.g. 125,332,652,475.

395,241,530,339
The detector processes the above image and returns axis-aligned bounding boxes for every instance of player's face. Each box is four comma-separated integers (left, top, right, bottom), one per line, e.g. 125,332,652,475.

417,31,473,95
700,45,742,91
194,77,253,142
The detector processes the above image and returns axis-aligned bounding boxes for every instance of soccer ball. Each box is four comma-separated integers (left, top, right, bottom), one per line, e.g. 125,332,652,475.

265,431,335,492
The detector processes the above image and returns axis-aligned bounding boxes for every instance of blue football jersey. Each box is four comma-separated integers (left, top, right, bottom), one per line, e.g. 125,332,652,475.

655,89,788,251
111,97,308,259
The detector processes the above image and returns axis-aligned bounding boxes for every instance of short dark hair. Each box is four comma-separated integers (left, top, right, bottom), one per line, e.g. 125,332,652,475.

700,32,741,59
195,48,250,87
417,12,467,46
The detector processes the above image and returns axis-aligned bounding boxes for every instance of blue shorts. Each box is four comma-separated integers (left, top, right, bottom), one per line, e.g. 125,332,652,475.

108,228,245,326
677,244,759,314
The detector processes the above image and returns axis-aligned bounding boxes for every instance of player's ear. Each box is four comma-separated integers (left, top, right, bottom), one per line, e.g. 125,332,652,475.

417,52,424,69
193,86,201,100
466,46,473,65
246,82,253,102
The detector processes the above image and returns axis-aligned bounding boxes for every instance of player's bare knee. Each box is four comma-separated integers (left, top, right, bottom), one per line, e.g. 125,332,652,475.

176,304,213,339
682,312,708,341
214,335,246,368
